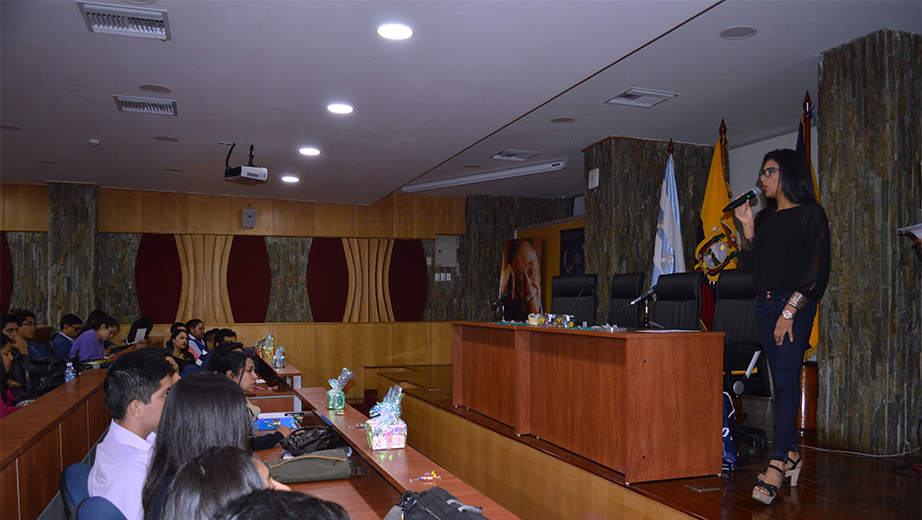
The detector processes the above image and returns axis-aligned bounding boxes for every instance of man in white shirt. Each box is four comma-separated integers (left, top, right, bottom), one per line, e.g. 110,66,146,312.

88,349,175,520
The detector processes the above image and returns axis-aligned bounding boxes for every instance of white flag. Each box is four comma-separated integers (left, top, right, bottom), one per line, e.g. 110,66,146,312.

652,154,685,286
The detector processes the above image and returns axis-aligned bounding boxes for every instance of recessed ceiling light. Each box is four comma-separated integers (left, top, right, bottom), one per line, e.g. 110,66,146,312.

327,103,353,114
281,175,300,183
1,125,22,131
35,160,57,165
719,26,757,40
163,168,183,173
153,136,179,142
463,165,481,169
139,84,172,94
299,147,320,156
377,23,413,40
550,117,576,124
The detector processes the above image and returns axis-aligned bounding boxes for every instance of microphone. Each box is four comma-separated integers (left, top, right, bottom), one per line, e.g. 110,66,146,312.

722,187,762,213
491,290,512,310
629,285,657,306
566,282,597,318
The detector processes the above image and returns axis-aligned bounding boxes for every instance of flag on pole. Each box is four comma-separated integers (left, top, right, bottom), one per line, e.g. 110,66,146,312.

797,92,820,357
652,153,685,286
695,130,739,282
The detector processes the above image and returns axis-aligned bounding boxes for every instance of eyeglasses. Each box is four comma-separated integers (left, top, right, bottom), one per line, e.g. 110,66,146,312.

758,167,779,180
21,321,36,327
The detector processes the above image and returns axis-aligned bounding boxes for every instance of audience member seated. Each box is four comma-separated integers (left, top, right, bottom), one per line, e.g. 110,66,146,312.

205,340,244,372
160,446,288,520
1,336,22,418
185,319,206,360
142,372,252,520
214,328,238,346
169,322,186,335
11,308,42,356
52,313,83,359
1,314,19,344
167,329,196,373
70,316,119,361
88,350,174,520
214,349,291,451
204,328,220,351
136,347,181,383
0,318,25,399
217,489,351,520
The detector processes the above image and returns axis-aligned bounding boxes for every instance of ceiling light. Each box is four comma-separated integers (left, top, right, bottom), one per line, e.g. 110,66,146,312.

1,125,23,131
153,136,178,142
402,159,568,193
550,117,576,124
163,168,183,173
299,147,320,156
139,84,172,94
720,26,758,40
35,160,58,165
281,176,300,183
327,103,353,114
377,23,413,40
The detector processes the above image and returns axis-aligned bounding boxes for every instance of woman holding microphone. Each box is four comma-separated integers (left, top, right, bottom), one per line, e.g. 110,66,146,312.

734,149,830,506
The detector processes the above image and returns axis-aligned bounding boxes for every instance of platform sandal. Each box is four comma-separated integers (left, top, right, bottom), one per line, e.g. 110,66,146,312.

752,464,784,505
758,454,803,487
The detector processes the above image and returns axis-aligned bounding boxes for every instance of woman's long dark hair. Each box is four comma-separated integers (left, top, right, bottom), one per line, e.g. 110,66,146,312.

205,341,244,372
142,372,251,519
761,149,817,211
160,446,265,520
213,350,249,383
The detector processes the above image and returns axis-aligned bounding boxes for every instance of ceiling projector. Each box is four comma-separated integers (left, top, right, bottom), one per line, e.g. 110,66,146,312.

224,143,267,185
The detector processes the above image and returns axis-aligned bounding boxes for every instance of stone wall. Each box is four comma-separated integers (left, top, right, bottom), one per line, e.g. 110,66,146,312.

817,29,921,454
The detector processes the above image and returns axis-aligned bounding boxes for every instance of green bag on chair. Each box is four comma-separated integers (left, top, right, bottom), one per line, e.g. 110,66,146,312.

264,448,353,483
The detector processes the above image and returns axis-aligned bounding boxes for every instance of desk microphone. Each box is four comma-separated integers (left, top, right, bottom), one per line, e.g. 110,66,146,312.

721,187,762,213
567,282,597,318
629,285,657,306
491,290,512,310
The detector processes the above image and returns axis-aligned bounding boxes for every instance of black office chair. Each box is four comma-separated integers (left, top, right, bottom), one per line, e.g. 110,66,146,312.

713,269,770,451
550,274,598,326
650,272,704,330
606,273,645,327
126,316,154,345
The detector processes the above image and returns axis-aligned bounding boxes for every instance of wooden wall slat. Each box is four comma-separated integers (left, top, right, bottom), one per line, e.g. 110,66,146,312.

98,188,141,232
0,460,18,520
0,184,48,232
273,199,315,236
393,193,432,238
189,193,233,234
218,236,235,322
431,195,466,236
313,323,356,395
429,322,453,365
18,428,61,520
354,195,395,238
391,322,430,366
354,323,394,399
60,403,90,469
315,203,355,237
142,191,188,233
272,323,314,389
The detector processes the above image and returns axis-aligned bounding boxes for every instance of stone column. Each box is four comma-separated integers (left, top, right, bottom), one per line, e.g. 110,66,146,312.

47,183,97,327
818,29,921,454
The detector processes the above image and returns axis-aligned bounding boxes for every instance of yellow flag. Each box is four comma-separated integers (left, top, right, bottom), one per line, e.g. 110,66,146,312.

695,134,739,282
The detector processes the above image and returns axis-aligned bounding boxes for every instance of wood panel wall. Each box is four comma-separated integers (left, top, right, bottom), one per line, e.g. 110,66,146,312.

584,138,713,324
817,29,921,454
125,321,453,399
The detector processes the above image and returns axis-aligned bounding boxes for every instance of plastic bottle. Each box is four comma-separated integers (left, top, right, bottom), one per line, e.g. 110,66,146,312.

64,362,77,382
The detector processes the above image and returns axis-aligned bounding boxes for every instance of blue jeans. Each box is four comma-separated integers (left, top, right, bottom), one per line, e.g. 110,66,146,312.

755,291,817,462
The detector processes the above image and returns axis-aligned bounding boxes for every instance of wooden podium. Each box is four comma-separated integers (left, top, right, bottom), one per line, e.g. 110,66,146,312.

452,321,723,483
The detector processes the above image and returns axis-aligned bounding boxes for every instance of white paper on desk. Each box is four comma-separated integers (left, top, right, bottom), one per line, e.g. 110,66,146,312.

638,329,700,333
257,412,290,419
898,223,922,239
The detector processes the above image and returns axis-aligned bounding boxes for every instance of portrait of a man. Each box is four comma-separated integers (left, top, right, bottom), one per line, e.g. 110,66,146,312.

499,238,543,321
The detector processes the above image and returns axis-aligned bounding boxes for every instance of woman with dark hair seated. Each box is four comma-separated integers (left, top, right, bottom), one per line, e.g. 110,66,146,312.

69,316,119,361
205,340,244,372
1,335,22,418
213,349,291,451
166,329,196,373
217,489,350,520
142,371,252,520
160,445,288,520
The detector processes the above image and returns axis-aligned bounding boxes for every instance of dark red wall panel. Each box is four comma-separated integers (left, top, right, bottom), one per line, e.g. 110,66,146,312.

306,238,348,322
136,234,182,324
226,235,271,323
1,232,12,314
388,240,428,322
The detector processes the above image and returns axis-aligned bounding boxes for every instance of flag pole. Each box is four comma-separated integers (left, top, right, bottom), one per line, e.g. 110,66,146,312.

668,138,674,156
802,92,813,173
719,119,729,185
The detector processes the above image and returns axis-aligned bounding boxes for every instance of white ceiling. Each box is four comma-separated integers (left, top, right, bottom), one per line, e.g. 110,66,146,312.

1,1,920,206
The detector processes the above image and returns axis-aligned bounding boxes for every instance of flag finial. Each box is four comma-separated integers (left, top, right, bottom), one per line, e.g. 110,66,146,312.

803,91,812,113
668,139,674,155
719,119,727,137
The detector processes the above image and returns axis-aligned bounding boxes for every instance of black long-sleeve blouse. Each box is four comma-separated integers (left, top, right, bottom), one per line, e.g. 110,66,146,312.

738,201,830,301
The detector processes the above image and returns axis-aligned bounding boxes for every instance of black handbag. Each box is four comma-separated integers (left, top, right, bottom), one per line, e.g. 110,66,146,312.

13,351,67,396
384,487,488,520
278,425,345,456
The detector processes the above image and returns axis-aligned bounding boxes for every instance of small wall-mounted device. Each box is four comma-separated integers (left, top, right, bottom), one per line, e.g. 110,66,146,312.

588,168,600,190
242,208,257,227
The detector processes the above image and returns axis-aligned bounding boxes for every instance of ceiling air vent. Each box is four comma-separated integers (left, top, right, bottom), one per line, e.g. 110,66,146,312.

491,149,541,162
77,2,171,41
113,96,178,116
605,88,678,108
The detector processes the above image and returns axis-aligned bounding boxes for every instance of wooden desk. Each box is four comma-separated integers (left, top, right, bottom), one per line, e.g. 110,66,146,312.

452,321,724,483
296,388,521,520
257,356,303,412
1,370,110,520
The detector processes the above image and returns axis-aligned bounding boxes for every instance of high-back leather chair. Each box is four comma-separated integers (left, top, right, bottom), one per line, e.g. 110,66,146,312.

550,274,598,326
650,272,704,330
606,273,645,327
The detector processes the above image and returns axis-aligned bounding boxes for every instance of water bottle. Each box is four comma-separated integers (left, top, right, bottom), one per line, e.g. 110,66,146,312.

64,362,76,382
